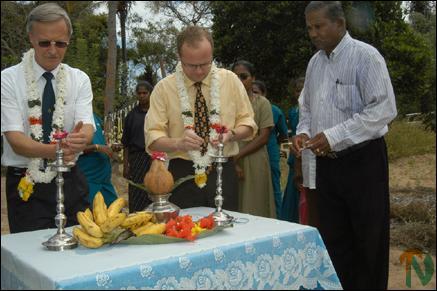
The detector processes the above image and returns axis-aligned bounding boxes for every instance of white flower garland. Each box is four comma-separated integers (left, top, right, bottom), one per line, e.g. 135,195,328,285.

23,48,66,185
175,62,220,187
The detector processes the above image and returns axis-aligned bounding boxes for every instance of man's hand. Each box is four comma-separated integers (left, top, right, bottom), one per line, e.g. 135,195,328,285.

176,129,204,152
65,121,88,154
290,133,310,158
211,130,233,147
305,132,331,157
61,145,76,163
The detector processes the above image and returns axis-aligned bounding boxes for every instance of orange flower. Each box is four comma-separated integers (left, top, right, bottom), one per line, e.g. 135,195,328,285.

29,117,42,125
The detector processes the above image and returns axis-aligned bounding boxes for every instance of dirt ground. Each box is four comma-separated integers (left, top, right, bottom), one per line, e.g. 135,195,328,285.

1,155,436,290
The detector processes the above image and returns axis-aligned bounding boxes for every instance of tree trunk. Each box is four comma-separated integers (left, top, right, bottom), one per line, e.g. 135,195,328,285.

119,7,128,97
160,57,166,78
104,1,118,117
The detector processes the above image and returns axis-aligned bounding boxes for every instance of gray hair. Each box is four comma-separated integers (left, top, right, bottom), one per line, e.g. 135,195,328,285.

26,3,73,37
305,1,345,22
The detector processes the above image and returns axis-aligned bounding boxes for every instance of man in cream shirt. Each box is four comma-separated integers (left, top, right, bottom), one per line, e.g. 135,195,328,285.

146,26,257,211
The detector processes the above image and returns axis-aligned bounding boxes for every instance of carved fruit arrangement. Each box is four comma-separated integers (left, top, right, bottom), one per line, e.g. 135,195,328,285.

144,152,174,195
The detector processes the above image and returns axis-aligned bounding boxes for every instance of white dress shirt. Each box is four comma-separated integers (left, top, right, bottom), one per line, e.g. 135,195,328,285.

1,54,95,167
297,32,397,152
296,91,316,189
301,149,316,189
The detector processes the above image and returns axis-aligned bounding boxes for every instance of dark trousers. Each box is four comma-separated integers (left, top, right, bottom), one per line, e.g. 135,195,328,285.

169,159,239,211
128,151,152,212
306,189,320,229
6,166,90,233
316,137,389,290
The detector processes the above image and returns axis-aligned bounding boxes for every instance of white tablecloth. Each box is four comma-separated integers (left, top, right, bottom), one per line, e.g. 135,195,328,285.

1,207,342,289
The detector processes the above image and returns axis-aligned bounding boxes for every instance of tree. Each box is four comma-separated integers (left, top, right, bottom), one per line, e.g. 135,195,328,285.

129,21,179,82
117,1,133,97
138,1,212,82
104,1,118,117
346,1,434,115
211,1,435,116
148,1,213,27
1,1,34,69
212,1,312,109
409,1,434,17
408,1,436,130
1,1,98,69
63,14,108,116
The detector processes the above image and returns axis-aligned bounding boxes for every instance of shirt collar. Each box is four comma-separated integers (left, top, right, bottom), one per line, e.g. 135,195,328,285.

183,68,212,88
32,54,61,81
325,31,352,60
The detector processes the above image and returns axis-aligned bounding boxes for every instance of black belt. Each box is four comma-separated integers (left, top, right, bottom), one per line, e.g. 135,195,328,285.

7,166,27,176
325,139,376,159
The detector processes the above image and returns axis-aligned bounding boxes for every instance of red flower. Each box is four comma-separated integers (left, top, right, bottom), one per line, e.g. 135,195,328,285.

53,130,68,140
211,123,228,134
29,117,42,125
199,215,215,229
165,215,198,240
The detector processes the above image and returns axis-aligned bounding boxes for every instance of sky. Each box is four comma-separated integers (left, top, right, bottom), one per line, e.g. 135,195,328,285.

93,2,185,84
93,1,180,38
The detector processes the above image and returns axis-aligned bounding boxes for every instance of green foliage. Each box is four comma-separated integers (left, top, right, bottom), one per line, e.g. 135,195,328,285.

1,1,34,69
381,24,434,115
211,1,435,118
129,21,179,82
212,1,311,110
385,120,436,161
1,1,108,117
409,8,436,130
63,14,108,117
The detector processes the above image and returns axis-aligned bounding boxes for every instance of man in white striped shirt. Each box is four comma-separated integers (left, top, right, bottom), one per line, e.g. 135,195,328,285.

291,2,397,289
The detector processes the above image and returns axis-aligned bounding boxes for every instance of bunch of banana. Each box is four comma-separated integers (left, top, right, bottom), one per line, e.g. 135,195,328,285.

73,192,127,248
120,211,166,236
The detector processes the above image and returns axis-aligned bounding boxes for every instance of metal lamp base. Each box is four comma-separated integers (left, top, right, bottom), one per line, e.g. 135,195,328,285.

211,210,234,228
145,193,180,223
42,233,78,251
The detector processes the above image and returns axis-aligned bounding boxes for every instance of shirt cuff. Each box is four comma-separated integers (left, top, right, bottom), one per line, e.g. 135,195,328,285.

324,125,345,150
236,118,258,141
146,130,168,154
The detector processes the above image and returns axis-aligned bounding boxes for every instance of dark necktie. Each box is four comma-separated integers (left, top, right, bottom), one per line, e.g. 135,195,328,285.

194,82,210,155
42,72,55,144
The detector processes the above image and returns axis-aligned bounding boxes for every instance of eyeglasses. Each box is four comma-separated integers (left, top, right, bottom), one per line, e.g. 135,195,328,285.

181,61,212,70
237,73,250,81
37,40,69,48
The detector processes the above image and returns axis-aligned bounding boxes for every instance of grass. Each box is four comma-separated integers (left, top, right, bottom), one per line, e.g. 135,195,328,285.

280,119,436,254
378,120,435,253
385,120,436,161
391,222,436,255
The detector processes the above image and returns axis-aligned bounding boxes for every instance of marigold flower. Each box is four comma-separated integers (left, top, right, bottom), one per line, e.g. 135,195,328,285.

194,173,207,188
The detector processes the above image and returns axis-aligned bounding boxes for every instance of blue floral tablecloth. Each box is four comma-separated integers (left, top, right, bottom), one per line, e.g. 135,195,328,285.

1,207,342,290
